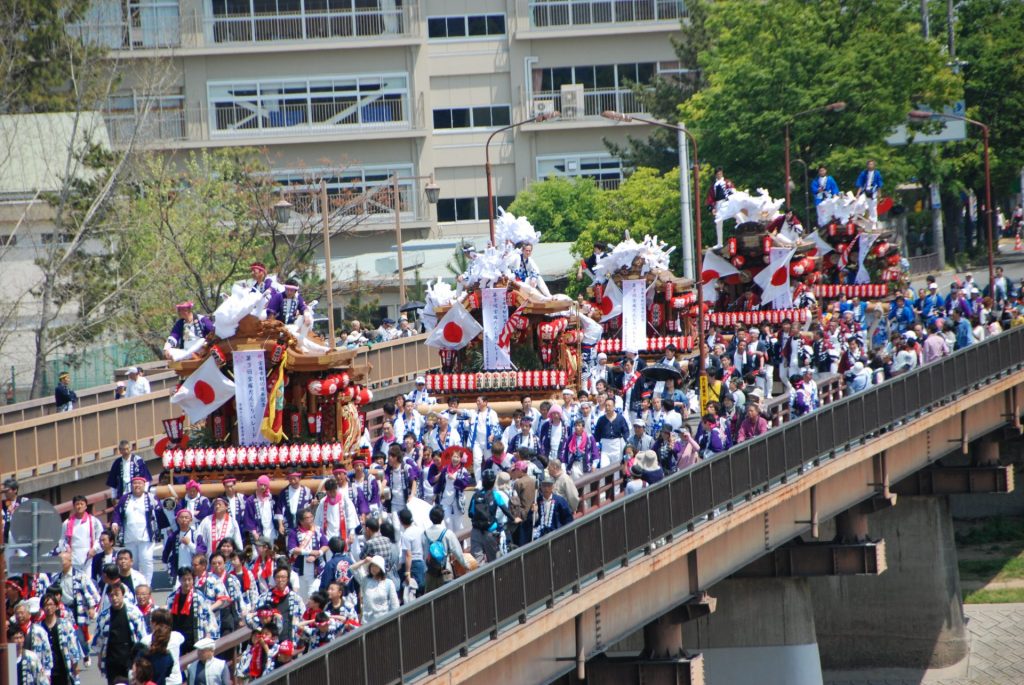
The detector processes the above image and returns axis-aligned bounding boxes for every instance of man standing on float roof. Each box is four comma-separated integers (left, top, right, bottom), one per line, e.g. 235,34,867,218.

163,301,213,360
251,261,282,318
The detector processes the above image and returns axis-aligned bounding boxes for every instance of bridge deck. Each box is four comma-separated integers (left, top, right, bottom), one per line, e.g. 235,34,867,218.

253,326,1024,685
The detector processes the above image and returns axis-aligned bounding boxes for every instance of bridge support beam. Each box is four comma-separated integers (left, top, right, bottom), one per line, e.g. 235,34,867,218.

808,495,967,671
681,577,822,685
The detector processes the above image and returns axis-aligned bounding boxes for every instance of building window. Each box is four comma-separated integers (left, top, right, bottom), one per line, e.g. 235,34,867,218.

436,195,515,223
427,14,506,39
208,74,409,135
433,105,511,130
1,235,16,247
537,153,623,190
533,63,657,92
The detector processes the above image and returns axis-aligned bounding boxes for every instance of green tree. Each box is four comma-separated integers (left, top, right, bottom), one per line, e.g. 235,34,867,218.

507,176,608,243
116,149,272,355
679,0,958,196
0,0,96,113
955,0,1024,199
574,167,685,268
446,241,471,280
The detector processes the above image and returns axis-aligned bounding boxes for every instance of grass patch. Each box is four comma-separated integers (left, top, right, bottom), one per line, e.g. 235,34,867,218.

959,558,1012,578
959,555,1024,580
964,587,1024,604
956,517,1024,545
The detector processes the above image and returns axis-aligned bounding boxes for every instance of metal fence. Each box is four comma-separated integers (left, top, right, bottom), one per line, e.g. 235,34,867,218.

528,0,687,28
258,325,1024,685
908,251,943,275
532,87,645,119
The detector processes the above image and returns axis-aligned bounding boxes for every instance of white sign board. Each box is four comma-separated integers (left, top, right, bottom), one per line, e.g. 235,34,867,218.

621,279,648,353
233,349,269,446
482,287,512,370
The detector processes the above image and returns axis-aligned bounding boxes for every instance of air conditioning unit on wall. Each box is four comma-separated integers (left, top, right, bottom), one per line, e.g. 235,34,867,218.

532,99,556,117
560,84,585,119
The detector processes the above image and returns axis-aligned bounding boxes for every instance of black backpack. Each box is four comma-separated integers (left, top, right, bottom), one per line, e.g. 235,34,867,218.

470,490,496,532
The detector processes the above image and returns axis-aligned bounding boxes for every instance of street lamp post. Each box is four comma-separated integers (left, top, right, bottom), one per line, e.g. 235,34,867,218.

485,111,559,246
601,111,706,407
784,102,847,211
274,182,338,349
792,158,812,231
909,109,995,289
391,173,441,308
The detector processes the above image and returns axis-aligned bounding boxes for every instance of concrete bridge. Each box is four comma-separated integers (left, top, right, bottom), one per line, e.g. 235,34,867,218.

3,328,1023,684
251,327,1020,685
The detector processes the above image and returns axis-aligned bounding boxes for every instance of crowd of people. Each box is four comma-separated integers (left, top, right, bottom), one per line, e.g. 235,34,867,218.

14,263,1024,684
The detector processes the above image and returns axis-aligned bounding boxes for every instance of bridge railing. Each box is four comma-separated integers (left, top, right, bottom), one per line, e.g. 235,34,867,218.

0,361,176,425
0,336,439,480
256,327,1024,685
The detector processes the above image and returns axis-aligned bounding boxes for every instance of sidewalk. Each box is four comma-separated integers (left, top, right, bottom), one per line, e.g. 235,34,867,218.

824,603,1024,685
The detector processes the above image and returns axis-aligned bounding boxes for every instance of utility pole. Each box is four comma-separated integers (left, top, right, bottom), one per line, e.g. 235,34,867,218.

946,0,955,60
920,0,930,39
677,127,694,281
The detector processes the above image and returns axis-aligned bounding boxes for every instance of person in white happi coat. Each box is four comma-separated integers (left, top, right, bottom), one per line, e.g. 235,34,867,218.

221,476,248,524
466,396,500,484
314,475,359,555
58,495,103,573
110,475,168,585
405,376,435,406
197,497,243,556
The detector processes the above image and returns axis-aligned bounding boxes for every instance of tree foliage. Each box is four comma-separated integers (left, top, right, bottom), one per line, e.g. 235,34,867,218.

507,175,608,243
573,167,684,267
0,0,97,113
116,149,272,354
956,0,1024,198
681,0,959,196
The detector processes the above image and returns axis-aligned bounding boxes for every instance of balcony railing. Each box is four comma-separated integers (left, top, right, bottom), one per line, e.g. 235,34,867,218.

103,109,187,146
69,4,181,49
70,3,420,52
528,0,686,29
531,87,646,119
199,6,416,45
103,98,415,146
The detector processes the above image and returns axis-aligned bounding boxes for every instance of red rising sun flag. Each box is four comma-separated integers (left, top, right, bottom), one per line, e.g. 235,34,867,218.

598,278,623,323
700,250,739,302
170,356,235,424
753,248,796,305
425,301,483,351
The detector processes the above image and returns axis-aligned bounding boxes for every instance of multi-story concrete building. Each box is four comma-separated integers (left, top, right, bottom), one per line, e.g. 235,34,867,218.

76,0,686,263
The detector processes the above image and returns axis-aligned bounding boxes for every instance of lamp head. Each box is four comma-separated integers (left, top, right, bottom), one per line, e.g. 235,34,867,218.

535,110,560,123
424,180,440,205
825,101,847,112
274,198,293,224
908,109,934,121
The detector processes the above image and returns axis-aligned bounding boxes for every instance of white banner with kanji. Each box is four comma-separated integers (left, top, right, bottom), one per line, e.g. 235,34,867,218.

482,287,512,370
233,349,269,446
621,279,648,353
